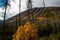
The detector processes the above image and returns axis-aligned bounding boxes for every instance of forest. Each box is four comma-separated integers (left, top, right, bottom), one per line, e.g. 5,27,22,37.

0,0,60,40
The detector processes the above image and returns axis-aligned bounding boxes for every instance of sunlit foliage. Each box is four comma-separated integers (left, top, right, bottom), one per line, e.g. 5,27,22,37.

12,21,39,40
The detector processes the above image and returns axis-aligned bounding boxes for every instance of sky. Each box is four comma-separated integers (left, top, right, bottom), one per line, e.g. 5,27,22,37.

0,0,60,20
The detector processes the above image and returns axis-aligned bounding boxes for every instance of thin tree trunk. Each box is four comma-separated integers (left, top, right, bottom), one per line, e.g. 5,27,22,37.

19,0,21,26
27,0,34,23
31,0,34,23
43,0,45,7
16,16,17,30
56,22,59,33
2,2,7,40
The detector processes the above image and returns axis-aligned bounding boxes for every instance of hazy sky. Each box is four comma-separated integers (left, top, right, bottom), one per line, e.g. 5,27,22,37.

0,0,60,20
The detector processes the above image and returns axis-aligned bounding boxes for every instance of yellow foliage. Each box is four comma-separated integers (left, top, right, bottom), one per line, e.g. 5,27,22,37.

12,21,39,40
36,17,47,21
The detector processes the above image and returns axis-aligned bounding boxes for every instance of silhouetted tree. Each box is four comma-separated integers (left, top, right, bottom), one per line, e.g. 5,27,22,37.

19,0,21,26
2,0,15,40
27,0,34,23
43,0,45,7
3,0,10,40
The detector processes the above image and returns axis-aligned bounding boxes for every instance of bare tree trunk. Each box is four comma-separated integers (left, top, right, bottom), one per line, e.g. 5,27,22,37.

16,16,17,30
2,0,7,40
43,0,45,7
27,0,34,23
19,0,21,26
31,2,34,23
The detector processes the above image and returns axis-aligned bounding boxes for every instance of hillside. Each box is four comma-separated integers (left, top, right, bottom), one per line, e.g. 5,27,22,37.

0,7,60,40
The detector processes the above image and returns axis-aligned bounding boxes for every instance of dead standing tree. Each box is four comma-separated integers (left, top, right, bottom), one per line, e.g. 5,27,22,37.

2,0,15,40
19,0,21,26
3,0,10,40
27,0,34,23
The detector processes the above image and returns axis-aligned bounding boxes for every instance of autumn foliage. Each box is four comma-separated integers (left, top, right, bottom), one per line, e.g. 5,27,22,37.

12,21,39,40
